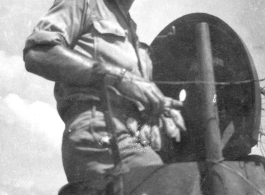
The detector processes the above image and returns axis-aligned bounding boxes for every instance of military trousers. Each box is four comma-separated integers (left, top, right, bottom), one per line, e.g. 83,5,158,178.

59,101,163,194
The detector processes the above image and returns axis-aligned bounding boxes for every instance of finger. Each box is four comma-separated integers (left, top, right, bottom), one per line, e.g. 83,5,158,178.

161,116,181,142
139,124,151,146
126,117,139,136
150,94,164,115
164,97,183,109
171,99,183,109
161,116,178,138
112,85,145,111
143,91,158,113
127,84,152,113
151,125,161,151
170,109,187,132
174,126,181,143
145,88,165,115
116,79,150,111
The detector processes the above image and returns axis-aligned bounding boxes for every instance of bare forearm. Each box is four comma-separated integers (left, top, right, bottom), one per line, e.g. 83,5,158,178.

24,44,167,114
24,45,103,86
24,45,143,87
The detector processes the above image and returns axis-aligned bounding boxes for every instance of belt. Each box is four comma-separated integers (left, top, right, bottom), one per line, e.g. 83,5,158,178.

62,99,142,124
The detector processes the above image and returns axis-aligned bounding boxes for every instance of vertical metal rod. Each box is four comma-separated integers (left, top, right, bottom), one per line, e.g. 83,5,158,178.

195,23,225,195
195,22,223,161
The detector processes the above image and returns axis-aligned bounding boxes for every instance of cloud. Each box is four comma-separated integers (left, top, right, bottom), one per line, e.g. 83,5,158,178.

0,1,68,191
13,180,34,191
0,0,54,55
0,49,65,194
132,0,248,44
3,93,64,148
0,2,66,190
0,51,55,104
0,93,66,194
131,0,260,46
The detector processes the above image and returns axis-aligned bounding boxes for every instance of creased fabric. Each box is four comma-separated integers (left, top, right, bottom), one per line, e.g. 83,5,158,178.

24,0,153,118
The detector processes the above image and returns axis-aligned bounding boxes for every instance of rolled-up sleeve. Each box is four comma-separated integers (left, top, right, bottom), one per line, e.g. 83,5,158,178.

24,0,90,52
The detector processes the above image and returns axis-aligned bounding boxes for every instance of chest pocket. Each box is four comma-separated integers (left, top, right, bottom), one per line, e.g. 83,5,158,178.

93,20,126,38
92,19,136,69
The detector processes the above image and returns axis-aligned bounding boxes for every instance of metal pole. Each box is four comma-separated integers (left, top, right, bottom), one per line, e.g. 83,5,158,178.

195,22,225,194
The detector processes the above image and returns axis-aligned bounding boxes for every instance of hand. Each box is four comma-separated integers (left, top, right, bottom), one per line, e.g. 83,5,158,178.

138,120,161,151
115,72,165,115
126,117,162,151
126,109,186,151
161,108,186,142
125,95,186,150
137,108,186,149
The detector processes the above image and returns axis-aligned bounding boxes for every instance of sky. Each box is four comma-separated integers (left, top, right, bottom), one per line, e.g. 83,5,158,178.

0,0,265,194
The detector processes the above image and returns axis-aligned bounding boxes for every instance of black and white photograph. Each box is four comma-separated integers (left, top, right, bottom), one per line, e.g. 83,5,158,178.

1,0,265,194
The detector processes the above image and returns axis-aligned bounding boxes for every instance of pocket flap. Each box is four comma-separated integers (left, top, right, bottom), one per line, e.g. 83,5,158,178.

93,20,126,37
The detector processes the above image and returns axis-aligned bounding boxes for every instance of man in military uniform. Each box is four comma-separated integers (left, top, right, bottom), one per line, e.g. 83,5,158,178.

24,0,186,193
